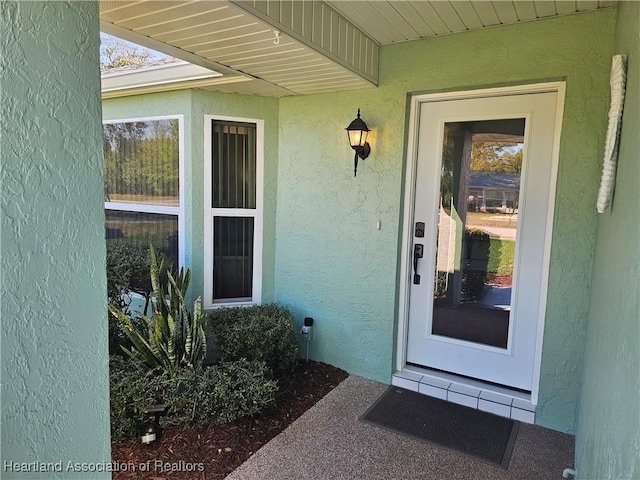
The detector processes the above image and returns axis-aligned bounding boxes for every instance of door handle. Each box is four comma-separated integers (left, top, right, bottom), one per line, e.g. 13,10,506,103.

413,244,424,284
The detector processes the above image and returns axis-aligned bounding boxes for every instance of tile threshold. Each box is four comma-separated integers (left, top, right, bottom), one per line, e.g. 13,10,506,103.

392,367,536,424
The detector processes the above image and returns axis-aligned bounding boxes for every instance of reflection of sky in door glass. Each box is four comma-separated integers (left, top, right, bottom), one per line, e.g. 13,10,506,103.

432,119,525,349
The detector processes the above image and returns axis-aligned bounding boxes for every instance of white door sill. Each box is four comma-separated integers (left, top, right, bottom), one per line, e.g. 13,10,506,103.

392,366,536,424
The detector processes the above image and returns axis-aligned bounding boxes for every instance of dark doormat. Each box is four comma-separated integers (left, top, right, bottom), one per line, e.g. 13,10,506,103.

360,386,520,469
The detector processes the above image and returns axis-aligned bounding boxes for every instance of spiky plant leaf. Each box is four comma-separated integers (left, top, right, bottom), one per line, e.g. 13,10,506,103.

114,245,206,377
109,306,162,370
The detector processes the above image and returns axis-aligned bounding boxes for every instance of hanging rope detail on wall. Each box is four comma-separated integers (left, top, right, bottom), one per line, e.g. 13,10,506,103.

596,54,627,213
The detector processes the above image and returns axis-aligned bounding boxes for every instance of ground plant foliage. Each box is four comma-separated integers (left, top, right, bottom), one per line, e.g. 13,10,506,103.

108,251,345,478
109,356,278,440
111,361,348,479
209,304,300,376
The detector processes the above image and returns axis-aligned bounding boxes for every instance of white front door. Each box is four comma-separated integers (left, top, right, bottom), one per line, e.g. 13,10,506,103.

405,88,561,391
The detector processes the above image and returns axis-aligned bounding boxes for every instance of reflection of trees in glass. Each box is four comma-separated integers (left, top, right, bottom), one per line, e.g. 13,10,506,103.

471,142,523,173
437,126,522,306
104,120,179,201
440,127,456,209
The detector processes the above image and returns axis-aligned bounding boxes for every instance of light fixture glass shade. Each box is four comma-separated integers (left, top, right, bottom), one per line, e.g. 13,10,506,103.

346,109,370,147
348,128,369,148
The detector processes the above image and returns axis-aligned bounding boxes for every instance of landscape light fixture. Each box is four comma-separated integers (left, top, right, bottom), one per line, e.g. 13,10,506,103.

141,404,169,445
345,108,371,176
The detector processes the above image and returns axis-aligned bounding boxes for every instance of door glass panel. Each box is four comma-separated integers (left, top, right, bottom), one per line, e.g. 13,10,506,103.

431,119,524,348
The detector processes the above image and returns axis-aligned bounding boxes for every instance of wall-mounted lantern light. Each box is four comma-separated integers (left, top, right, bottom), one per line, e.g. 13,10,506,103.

346,108,371,176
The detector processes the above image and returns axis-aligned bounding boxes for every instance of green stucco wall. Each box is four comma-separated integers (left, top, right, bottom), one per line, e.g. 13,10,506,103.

275,9,617,433
575,2,640,478
1,2,111,478
102,89,279,305
99,7,620,436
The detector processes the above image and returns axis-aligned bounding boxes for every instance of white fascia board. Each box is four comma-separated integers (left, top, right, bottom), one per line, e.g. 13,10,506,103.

101,62,223,93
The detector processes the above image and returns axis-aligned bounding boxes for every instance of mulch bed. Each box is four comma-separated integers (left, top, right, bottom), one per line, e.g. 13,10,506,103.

111,361,348,480
486,274,513,287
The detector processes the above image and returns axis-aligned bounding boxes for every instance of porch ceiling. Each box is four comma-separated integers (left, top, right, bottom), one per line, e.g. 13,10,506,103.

326,0,617,45
100,0,617,98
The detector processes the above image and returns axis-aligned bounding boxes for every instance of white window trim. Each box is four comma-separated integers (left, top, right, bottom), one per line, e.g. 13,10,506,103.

103,114,185,270
203,114,264,309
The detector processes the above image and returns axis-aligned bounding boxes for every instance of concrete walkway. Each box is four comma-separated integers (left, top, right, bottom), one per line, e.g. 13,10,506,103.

477,225,517,240
227,376,575,480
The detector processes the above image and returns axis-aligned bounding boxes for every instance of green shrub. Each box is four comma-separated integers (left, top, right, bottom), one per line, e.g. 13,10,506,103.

463,228,490,300
106,241,153,301
109,356,277,440
209,304,299,376
109,355,149,439
434,271,448,298
106,241,153,355
488,237,515,276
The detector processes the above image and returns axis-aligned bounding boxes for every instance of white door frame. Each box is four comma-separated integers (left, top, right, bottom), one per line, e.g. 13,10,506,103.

396,82,565,403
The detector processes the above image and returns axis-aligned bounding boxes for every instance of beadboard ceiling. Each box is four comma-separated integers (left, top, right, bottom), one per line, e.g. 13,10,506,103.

326,1,616,45
100,0,616,97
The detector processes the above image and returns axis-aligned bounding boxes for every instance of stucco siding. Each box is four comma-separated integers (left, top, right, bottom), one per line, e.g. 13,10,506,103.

575,1,640,478
275,9,617,433
1,1,110,477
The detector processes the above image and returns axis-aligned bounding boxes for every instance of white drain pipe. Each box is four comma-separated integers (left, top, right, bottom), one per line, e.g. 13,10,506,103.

562,468,576,478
